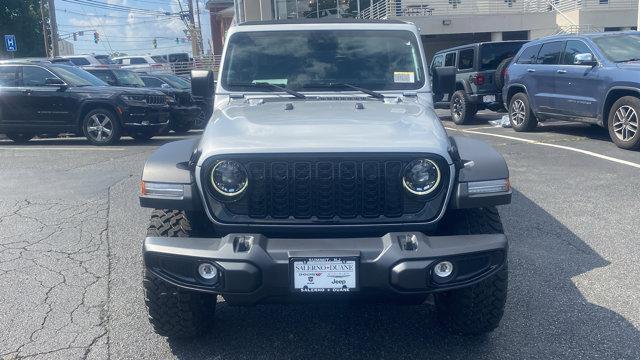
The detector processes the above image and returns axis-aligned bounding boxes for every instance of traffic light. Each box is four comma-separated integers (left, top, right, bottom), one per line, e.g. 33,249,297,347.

73,32,77,41
175,37,179,44
93,32,99,44
153,38,157,49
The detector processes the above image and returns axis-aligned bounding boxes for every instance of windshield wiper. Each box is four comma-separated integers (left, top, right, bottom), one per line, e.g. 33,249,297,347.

616,58,640,63
302,83,385,100
229,82,306,99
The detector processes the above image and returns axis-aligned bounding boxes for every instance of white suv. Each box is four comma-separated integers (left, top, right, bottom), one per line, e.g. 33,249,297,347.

54,55,109,67
112,55,170,73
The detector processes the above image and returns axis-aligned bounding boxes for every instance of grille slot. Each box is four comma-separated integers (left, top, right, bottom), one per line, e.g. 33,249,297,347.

146,94,165,105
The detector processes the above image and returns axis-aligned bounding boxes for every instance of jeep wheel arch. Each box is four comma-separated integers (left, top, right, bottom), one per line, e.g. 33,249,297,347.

77,102,120,131
602,87,640,126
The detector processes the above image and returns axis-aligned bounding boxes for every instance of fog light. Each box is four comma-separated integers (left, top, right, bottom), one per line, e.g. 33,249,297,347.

197,263,218,280
434,261,453,278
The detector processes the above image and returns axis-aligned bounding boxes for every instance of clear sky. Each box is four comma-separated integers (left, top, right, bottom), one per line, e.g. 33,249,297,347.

55,0,212,57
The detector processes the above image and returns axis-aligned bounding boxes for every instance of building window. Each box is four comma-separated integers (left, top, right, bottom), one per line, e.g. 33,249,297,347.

599,0,608,4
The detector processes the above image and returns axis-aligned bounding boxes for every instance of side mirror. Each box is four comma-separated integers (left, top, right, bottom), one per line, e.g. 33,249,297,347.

45,77,65,86
191,69,215,99
432,66,456,95
574,53,597,66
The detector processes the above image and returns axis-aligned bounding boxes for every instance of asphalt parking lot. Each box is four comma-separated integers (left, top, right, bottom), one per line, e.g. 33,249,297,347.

1,112,639,360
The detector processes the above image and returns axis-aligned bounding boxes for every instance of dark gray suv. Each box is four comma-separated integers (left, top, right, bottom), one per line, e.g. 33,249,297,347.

431,41,527,124
504,32,640,150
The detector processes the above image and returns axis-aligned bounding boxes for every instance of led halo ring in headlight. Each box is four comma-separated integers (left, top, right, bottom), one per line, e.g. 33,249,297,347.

210,160,249,197
402,159,442,196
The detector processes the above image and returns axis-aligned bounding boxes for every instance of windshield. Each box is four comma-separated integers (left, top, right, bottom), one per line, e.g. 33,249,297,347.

221,30,425,92
158,74,190,89
49,65,107,86
592,34,640,62
113,70,145,87
94,55,114,65
480,42,526,70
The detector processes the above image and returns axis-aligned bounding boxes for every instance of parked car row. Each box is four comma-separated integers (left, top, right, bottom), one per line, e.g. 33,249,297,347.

0,61,210,145
432,31,640,150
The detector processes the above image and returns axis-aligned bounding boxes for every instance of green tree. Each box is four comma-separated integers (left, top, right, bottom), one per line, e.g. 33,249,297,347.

0,0,48,58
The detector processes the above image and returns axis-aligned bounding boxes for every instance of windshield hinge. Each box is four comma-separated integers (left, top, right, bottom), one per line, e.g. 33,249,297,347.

402,91,418,97
229,93,245,99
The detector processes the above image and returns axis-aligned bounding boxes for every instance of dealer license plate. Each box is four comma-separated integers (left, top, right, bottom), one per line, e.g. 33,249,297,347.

291,257,358,293
483,95,496,103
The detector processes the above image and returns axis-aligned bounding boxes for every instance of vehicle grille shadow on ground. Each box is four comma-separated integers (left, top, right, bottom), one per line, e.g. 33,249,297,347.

165,190,640,360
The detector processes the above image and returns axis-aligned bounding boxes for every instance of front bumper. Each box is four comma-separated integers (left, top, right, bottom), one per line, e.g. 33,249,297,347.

169,105,201,125
144,231,507,304
121,105,170,129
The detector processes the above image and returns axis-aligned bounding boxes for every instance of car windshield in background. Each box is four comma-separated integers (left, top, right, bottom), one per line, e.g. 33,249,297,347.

94,55,114,65
221,30,425,92
113,70,145,87
49,65,107,86
158,74,190,89
480,42,525,70
592,34,640,62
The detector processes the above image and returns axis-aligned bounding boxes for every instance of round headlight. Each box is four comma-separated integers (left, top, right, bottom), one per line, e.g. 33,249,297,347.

402,159,441,196
210,160,248,197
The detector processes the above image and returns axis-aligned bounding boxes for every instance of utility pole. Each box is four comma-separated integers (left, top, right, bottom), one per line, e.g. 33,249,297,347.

39,0,50,57
195,0,204,55
48,0,59,56
187,0,201,57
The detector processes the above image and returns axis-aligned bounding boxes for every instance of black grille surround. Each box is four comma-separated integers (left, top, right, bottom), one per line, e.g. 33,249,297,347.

199,153,451,226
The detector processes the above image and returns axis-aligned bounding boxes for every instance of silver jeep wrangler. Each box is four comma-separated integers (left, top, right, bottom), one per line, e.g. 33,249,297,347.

139,19,512,339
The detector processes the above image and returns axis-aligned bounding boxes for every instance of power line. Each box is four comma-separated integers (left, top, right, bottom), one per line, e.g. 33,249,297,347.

58,7,171,19
60,0,177,16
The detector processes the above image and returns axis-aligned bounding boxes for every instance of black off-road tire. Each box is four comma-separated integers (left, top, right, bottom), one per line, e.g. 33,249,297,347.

607,96,640,150
509,92,537,132
450,90,477,125
435,207,508,335
144,209,216,339
494,57,513,90
5,132,35,143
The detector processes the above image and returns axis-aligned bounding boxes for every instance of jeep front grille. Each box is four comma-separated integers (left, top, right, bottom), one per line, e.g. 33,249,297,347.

201,154,450,225
146,94,165,105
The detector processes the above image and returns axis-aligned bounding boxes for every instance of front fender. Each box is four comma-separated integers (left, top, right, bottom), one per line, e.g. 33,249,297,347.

449,136,511,209
139,138,203,210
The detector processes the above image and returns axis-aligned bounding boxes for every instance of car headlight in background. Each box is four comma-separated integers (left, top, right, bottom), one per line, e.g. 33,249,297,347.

402,159,441,196
120,94,147,104
165,95,175,104
210,160,248,197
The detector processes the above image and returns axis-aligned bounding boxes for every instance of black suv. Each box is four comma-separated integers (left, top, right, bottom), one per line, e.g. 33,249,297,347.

0,63,170,145
431,41,527,124
85,68,200,134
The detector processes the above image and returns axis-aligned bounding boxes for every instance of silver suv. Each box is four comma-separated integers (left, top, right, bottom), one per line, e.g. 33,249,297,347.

138,19,513,339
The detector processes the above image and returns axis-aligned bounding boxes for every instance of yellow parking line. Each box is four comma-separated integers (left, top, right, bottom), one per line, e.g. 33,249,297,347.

446,127,640,170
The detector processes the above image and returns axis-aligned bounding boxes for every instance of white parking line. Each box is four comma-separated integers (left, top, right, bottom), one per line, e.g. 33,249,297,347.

446,127,640,170
0,147,126,151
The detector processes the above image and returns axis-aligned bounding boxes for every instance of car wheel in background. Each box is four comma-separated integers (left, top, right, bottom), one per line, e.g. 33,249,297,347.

83,109,121,146
494,57,513,90
608,96,640,150
5,133,35,143
509,93,537,132
170,122,192,134
450,90,477,125
130,131,155,142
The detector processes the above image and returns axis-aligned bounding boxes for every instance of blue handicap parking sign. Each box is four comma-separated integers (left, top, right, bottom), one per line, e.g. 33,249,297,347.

5,35,17,52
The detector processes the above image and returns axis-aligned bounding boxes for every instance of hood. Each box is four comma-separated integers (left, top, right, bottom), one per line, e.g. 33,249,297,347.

617,62,640,71
197,98,451,165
